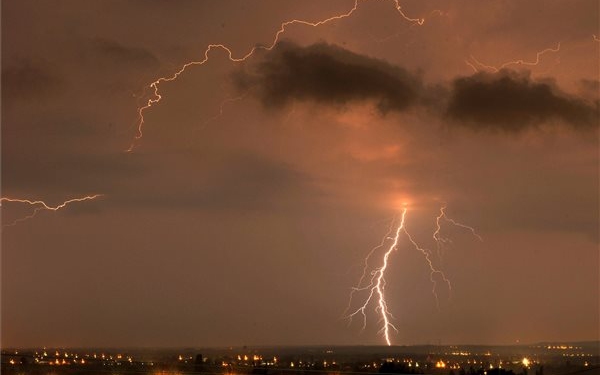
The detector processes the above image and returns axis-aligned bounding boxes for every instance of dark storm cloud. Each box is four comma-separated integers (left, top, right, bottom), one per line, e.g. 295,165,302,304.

87,37,160,68
237,42,599,133
445,70,599,132
104,152,317,212
234,41,423,113
194,153,313,211
1,60,63,99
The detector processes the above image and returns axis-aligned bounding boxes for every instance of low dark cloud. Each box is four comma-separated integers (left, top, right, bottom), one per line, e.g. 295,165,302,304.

445,70,599,132
2,150,313,214
234,41,423,113
192,153,313,211
1,151,144,200
92,151,318,212
88,37,160,69
236,43,599,133
1,60,63,99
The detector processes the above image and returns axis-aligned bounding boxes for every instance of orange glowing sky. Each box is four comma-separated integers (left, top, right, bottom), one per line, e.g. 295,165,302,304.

2,0,598,347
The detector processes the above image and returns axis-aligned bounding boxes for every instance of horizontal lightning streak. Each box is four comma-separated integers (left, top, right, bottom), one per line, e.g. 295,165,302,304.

128,0,424,151
466,43,561,73
1,195,103,227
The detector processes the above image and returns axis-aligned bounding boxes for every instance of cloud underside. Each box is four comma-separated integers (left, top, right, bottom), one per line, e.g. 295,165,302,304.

235,41,599,132
235,41,421,113
447,72,599,131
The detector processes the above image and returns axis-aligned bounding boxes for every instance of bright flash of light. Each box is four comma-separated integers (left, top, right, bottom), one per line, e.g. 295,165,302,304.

344,205,481,346
1,194,103,227
466,43,561,73
127,0,425,151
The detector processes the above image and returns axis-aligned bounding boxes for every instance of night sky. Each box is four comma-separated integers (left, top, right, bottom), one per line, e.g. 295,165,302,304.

2,0,599,348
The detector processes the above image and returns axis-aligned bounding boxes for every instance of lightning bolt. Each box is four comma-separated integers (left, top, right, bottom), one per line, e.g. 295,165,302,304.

343,210,405,346
201,91,252,127
127,0,425,151
466,43,561,73
1,195,103,227
433,205,482,258
344,205,480,346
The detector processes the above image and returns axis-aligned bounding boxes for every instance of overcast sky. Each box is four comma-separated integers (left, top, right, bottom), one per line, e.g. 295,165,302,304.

2,0,599,348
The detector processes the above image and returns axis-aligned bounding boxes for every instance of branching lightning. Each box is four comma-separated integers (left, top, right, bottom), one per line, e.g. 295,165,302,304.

5,2,427,232
434,205,482,257
466,43,561,73
1,195,103,227
202,91,252,128
344,205,481,346
128,0,425,151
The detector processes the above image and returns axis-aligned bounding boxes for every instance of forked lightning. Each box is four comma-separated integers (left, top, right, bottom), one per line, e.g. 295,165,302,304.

344,205,481,346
